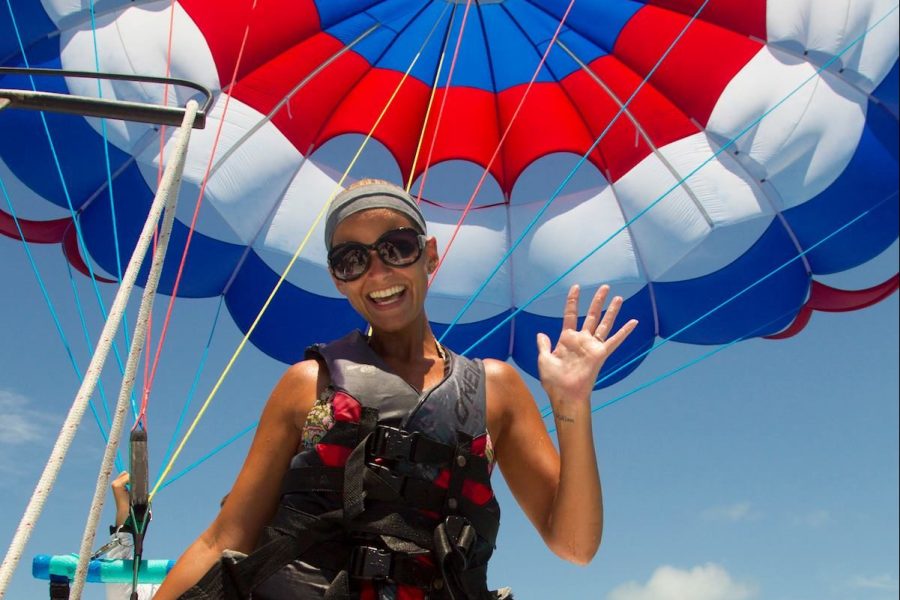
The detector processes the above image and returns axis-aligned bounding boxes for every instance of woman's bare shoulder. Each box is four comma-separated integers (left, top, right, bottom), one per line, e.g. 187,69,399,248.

482,358,538,437
483,358,529,397
268,358,329,421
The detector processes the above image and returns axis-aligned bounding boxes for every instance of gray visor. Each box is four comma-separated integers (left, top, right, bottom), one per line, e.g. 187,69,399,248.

325,183,427,250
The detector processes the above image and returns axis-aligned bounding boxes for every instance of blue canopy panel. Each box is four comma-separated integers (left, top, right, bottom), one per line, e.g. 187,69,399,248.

0,61,142,213
0,0,56,63
654,221,810,345
313,0,629,92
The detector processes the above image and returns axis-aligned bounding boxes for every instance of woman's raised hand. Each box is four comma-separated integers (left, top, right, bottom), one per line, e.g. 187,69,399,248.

536,285,638,408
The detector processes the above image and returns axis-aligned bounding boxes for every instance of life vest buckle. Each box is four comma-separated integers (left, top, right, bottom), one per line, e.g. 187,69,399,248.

348,545,393,580
365,461,408,497
442,515,475,557
371,425,418,461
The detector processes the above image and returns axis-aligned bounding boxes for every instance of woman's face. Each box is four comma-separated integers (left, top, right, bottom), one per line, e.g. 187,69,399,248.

330,208,437,333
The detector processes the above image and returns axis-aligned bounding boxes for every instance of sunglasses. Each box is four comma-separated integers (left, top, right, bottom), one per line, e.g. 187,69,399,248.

328,227,427,282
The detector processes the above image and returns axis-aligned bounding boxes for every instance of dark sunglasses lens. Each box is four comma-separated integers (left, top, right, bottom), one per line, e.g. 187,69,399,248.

376,230,422,266
330,245,369,280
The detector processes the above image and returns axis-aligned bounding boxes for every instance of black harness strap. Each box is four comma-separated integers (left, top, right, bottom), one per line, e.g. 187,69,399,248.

342,407,379,520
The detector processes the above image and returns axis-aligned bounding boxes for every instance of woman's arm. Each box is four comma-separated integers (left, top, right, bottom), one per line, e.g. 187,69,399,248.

489,285,637,565
153,359,322,599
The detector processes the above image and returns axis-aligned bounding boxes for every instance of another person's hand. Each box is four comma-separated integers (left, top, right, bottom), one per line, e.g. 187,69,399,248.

537,285,638,411
111,471,130,529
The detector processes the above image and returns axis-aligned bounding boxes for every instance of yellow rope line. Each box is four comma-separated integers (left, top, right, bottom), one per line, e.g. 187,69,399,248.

150,11,447,501
405,6,454,193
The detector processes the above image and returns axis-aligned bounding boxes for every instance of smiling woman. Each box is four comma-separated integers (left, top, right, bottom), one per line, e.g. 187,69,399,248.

151,179,638,600
0,1,897,598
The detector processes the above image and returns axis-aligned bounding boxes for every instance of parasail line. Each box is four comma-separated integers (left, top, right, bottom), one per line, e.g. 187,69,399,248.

157,420,258,493
546,302,813,433
69,102,197,600
143,0,443,397
430,0,578,287
0,101,198,600
87,0,125,284
591,190,899,393
3,4,139,416
210,22,381,176
410,0,473,200
214,6,441,305
87,0,142,422
0,174,124,471
555,39,712,227
143,0,261,398
148,12,447,502
539,189,899,421
440,0,713,344
602,175,661,336
590,210,899,415
457,3,898,358
407,1,461,194
154,296,225,488
141,0,179,420
62,256,117,433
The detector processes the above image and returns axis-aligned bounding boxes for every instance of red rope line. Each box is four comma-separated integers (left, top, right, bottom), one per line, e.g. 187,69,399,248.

143,0,260,402
413,0,474,207
136,0,182,431
429,0,577,285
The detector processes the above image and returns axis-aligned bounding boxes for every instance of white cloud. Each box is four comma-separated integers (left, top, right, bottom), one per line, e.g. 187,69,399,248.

0,389,54,445
701,502,757,522
607,563,757,600
851,574,899,592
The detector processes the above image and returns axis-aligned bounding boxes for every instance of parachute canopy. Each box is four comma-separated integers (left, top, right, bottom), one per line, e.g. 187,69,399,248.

1,0,897,383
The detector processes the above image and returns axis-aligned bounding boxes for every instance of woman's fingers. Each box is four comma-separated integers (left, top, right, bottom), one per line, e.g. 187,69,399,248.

536,332,552,355
594,295,623,341
561,285,580,332
602,318,640,354
580,285,609,333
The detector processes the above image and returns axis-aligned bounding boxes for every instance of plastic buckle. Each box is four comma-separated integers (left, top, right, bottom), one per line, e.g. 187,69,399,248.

349,546,393,580
444,515,475,556
371,426,417,461
366,461,408,496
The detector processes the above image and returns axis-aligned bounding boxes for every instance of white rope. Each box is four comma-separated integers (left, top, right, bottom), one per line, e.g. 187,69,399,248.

69,100,199,600
0,100,199,599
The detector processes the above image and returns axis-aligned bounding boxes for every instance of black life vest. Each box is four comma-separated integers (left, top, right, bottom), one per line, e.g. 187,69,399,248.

181,331,507,600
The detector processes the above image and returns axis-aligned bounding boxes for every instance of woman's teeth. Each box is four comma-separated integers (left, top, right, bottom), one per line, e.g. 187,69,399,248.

369,285,405,304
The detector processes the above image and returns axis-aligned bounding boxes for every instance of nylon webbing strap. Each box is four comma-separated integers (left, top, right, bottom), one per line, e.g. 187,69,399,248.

343,407,378,520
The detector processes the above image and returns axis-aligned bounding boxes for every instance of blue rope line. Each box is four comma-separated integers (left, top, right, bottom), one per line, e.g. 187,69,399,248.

439,0,712,344
156,421,258,492
540,189,897,419
589,311,805,419
4,0,138,417
546,304,805,433
88,0,124,283
62,256,113,430
86,0,136,418
590,200,891,388
1,174,125,473
153,296,226,488
460,4,899,359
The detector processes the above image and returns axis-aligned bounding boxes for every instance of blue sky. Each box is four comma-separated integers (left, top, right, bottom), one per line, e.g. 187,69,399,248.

0,216,896,600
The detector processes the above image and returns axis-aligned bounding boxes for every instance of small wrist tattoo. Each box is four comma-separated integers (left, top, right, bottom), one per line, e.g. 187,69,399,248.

554,414,575,424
